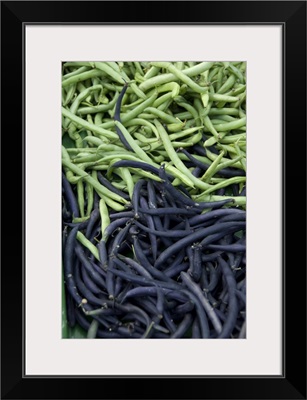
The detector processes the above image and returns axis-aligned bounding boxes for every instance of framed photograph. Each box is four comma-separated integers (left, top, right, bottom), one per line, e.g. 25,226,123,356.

1,1,306,399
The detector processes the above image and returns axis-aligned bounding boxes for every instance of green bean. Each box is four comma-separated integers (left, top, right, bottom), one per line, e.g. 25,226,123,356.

91,77,101,103
201,176,246,195
204,116,219,140
168,126,202,141
152,92,173,108
175,61,184,70
134,72,145,83
63,66,90,80
104,61,121,72
63,62,95,68
201,150,225,182
213,117,246,132
62,107,118,140
215,66,225,92
123,118,159,139
193,97,207,123
126,168,162,182
174,96,200,125
208,66,220,82
114,121,153,164
77,92,119,115
214,155,243,173
100,153,147,165
94,62,126,84
98,92,158,130
209,93,239,102
205,148,243,169
66,148,97,154
62,69,107,88
134,61,144,76
233,91,246,108
143,107,178,124
106,62,147,100
168,141,194,148
174,111,193,120
150,154,165,163
139,62,213,92
133,133,159,144
166,121,186,133
159,150,212,166
233,142,247,172
157,98,173,112
182,119,197,129
82,136,105,147
72,216,90,223
63,83,77,106
151,62,209,94
72,154,99,164
104,196,127,211
183,62,215,76
90,165,109,171
99,198,110,237
238,107,246,119
94,112,104,125
86,177,94,216
220,133,246,144
177,131,202,145
114,160,134,199
65,123,83,148
64,85,103,129
144,65,161,79
62,146,77,182
154,119,210,190
226,84,246,98
209,108,240,116
150,82,181,98
217,74,236,94
194,194,246,207
76,82,87,94
213,115,237,122
62,149,128,204
76,231,100,261
227,63,245,83
121,97,144,111
87,319,99,339
77,180,85,217
217,143,242,155
210,118,231,125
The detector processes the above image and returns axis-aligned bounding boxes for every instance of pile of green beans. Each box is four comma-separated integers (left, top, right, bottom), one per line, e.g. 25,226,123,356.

62,61,246,217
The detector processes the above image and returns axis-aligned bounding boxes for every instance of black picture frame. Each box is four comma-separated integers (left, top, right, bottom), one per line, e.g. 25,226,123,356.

1,1,306,399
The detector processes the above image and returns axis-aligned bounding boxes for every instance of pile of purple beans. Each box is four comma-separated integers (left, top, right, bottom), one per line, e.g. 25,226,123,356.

63,165,246,339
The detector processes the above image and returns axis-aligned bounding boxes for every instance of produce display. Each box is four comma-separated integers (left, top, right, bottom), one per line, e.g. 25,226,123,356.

62,61,246,339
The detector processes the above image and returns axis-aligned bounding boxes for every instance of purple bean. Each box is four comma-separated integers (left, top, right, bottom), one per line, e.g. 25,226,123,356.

62,172,80,218
97,171,130,200
139,196,157,260
133,219,193,238
217,256,239,338
207,243,246,252
114,83,133,151
164,262,189,279
81,267,103,295
181,272,222,335
117,255,153,279
85,208,101,239
154,221,245,269
171,301,195,319
170,313,194,338
75,244,106,289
